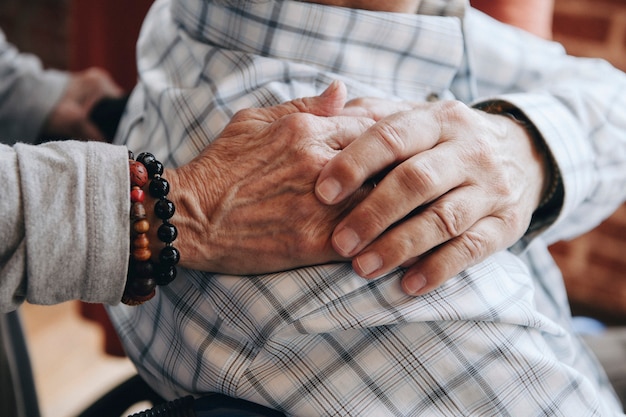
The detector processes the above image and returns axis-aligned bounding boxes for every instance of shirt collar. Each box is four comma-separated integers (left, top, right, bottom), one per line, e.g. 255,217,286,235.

173,0,466,100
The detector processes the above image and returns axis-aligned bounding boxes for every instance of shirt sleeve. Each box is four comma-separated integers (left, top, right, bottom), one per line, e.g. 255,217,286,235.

0,29,69,143
0,141,129,312
466,10,626,247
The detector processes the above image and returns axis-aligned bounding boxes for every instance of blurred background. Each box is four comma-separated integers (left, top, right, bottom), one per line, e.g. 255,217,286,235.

1,0,625,415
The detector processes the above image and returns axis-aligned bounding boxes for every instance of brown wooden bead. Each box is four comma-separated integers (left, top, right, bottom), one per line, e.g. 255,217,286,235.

121,293,145,306
121,288,155,306
131,289,156,302
132,233,149,249
129,160,149,187
130,202,147,222
133,219,150,234
132,247,152,261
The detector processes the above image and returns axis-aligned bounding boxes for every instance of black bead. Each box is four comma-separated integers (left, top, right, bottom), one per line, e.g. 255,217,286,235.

159,246,180,266
128,277,157,296
136,152,156,167
145,159,164,177
154,198,175,220
132,260,154,278
149,177,170,198
155,265,177,286
157,222,178,243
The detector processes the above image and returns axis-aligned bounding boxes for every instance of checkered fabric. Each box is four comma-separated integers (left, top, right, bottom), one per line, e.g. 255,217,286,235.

109,0,626,415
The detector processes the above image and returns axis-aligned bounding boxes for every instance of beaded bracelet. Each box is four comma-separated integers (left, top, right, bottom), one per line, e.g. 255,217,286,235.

122,151,180,306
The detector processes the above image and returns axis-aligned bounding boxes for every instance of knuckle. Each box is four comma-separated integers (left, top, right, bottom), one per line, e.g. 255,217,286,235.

398,159,437,197
393,230,423,261
498,208,527,235
370,120,407,158
429,200,468,239
277,113,320,148
346,97,376,108
280,112,316,132
489,177,513,199
455,229,489,263
231,107,257,123
434,100,471,125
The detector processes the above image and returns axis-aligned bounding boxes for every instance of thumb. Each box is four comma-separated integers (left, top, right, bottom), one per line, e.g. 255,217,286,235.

250,80,348,123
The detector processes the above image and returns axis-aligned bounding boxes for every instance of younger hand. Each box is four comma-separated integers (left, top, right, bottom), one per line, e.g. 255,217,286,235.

316,98,548,295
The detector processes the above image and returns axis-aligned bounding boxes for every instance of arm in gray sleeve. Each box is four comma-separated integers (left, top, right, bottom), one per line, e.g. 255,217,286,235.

0,29,69,143
0,141,129,312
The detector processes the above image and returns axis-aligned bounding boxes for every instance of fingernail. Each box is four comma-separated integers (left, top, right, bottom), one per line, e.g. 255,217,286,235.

317,177,342,203
333,227,360,255
355,252,383,276
403,273,427,295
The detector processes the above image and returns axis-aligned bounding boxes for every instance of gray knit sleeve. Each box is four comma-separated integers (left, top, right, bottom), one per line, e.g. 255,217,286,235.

0,30,69,143
0,141,129,312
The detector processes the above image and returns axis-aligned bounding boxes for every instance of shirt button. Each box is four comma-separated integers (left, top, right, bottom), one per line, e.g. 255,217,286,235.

426,92,439,102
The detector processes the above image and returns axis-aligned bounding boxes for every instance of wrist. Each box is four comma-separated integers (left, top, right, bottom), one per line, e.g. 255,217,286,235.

124,152,180,306
474,100,563,232
164,159,222,271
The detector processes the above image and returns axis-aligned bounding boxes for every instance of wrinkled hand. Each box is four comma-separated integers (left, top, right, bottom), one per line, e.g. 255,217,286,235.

163,81,374,274
315,98,548,295
42,67,124,141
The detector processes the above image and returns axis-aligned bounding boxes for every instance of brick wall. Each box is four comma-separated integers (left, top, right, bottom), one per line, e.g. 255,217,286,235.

551,0,626,322
1,0,625,321
0,0,69,69
554,0,626,71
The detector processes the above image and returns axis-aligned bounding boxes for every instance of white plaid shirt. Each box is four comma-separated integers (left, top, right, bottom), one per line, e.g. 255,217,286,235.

110,0,626,415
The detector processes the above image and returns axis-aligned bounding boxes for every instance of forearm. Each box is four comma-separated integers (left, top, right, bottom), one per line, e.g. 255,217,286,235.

0,141,129,312
471,99,563,252
0,31,69,143
479,91,625,246
469,11,626,244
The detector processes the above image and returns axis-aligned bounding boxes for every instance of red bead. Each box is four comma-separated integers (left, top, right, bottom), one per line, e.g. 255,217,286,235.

129,160,149,187
130,186,145,203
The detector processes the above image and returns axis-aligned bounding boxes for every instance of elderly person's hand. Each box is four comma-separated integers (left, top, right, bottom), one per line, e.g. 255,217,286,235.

42,67,124,141
316,97,549,295
156,81,374,274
